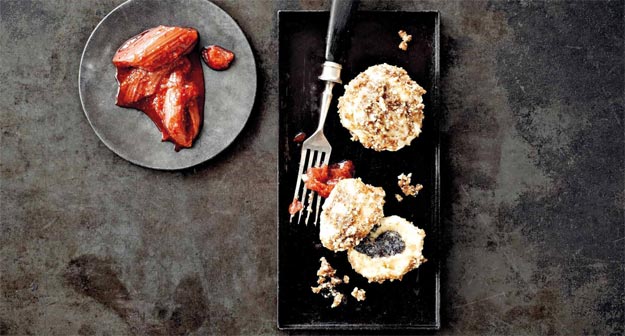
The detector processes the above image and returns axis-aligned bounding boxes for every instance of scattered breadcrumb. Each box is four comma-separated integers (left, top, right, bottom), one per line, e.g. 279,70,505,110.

330,277,343,286
317,256,336,277
398,30,412,51
311,258,369,308
351,287,367,301
395,194,404,202
311,257,346,308
398,173,423,197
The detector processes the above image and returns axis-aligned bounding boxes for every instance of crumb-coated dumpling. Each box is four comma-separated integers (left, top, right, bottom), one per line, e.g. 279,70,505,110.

338,63,426,151
319,178,385,252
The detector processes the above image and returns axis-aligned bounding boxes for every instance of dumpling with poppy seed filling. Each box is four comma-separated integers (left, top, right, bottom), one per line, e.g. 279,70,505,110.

347,215,426,283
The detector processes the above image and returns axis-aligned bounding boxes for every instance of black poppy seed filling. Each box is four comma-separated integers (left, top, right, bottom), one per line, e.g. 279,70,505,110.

354,230,406,258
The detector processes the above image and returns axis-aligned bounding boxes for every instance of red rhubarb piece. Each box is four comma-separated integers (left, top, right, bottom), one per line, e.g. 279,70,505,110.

201,45,235,71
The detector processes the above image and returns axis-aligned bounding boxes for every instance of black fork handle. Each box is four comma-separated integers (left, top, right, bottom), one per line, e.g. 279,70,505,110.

325,0,359,63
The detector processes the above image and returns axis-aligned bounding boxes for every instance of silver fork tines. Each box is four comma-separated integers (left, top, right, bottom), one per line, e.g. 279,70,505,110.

291,147,331,225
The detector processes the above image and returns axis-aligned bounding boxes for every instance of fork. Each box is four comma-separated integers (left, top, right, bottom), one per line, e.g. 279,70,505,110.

291,0,359,225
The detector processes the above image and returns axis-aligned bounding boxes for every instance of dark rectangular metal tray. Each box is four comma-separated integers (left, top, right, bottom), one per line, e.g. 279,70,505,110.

278,10,440,330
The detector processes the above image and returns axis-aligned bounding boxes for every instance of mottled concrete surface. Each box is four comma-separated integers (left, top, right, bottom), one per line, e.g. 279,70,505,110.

0,0,623,335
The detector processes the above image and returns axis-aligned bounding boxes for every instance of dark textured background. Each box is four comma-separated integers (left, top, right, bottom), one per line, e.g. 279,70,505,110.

0,0,623,335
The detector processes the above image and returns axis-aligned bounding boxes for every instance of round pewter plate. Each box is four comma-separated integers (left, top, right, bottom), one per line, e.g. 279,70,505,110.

79,0,256,170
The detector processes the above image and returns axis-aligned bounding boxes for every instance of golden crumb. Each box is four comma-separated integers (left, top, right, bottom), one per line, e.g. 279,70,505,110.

351,287,367,301
398,173,423,197
317,257,336,277
330,276,343,286
331,293,344,308
395,194,404,202
398,30,412,51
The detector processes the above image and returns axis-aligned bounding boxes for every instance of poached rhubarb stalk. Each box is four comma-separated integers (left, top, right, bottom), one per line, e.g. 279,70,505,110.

113,26,204,150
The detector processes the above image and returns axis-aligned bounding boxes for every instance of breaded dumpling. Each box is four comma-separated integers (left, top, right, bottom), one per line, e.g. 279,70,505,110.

348,215,426,283
338,63,426,151
319,178,385,252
